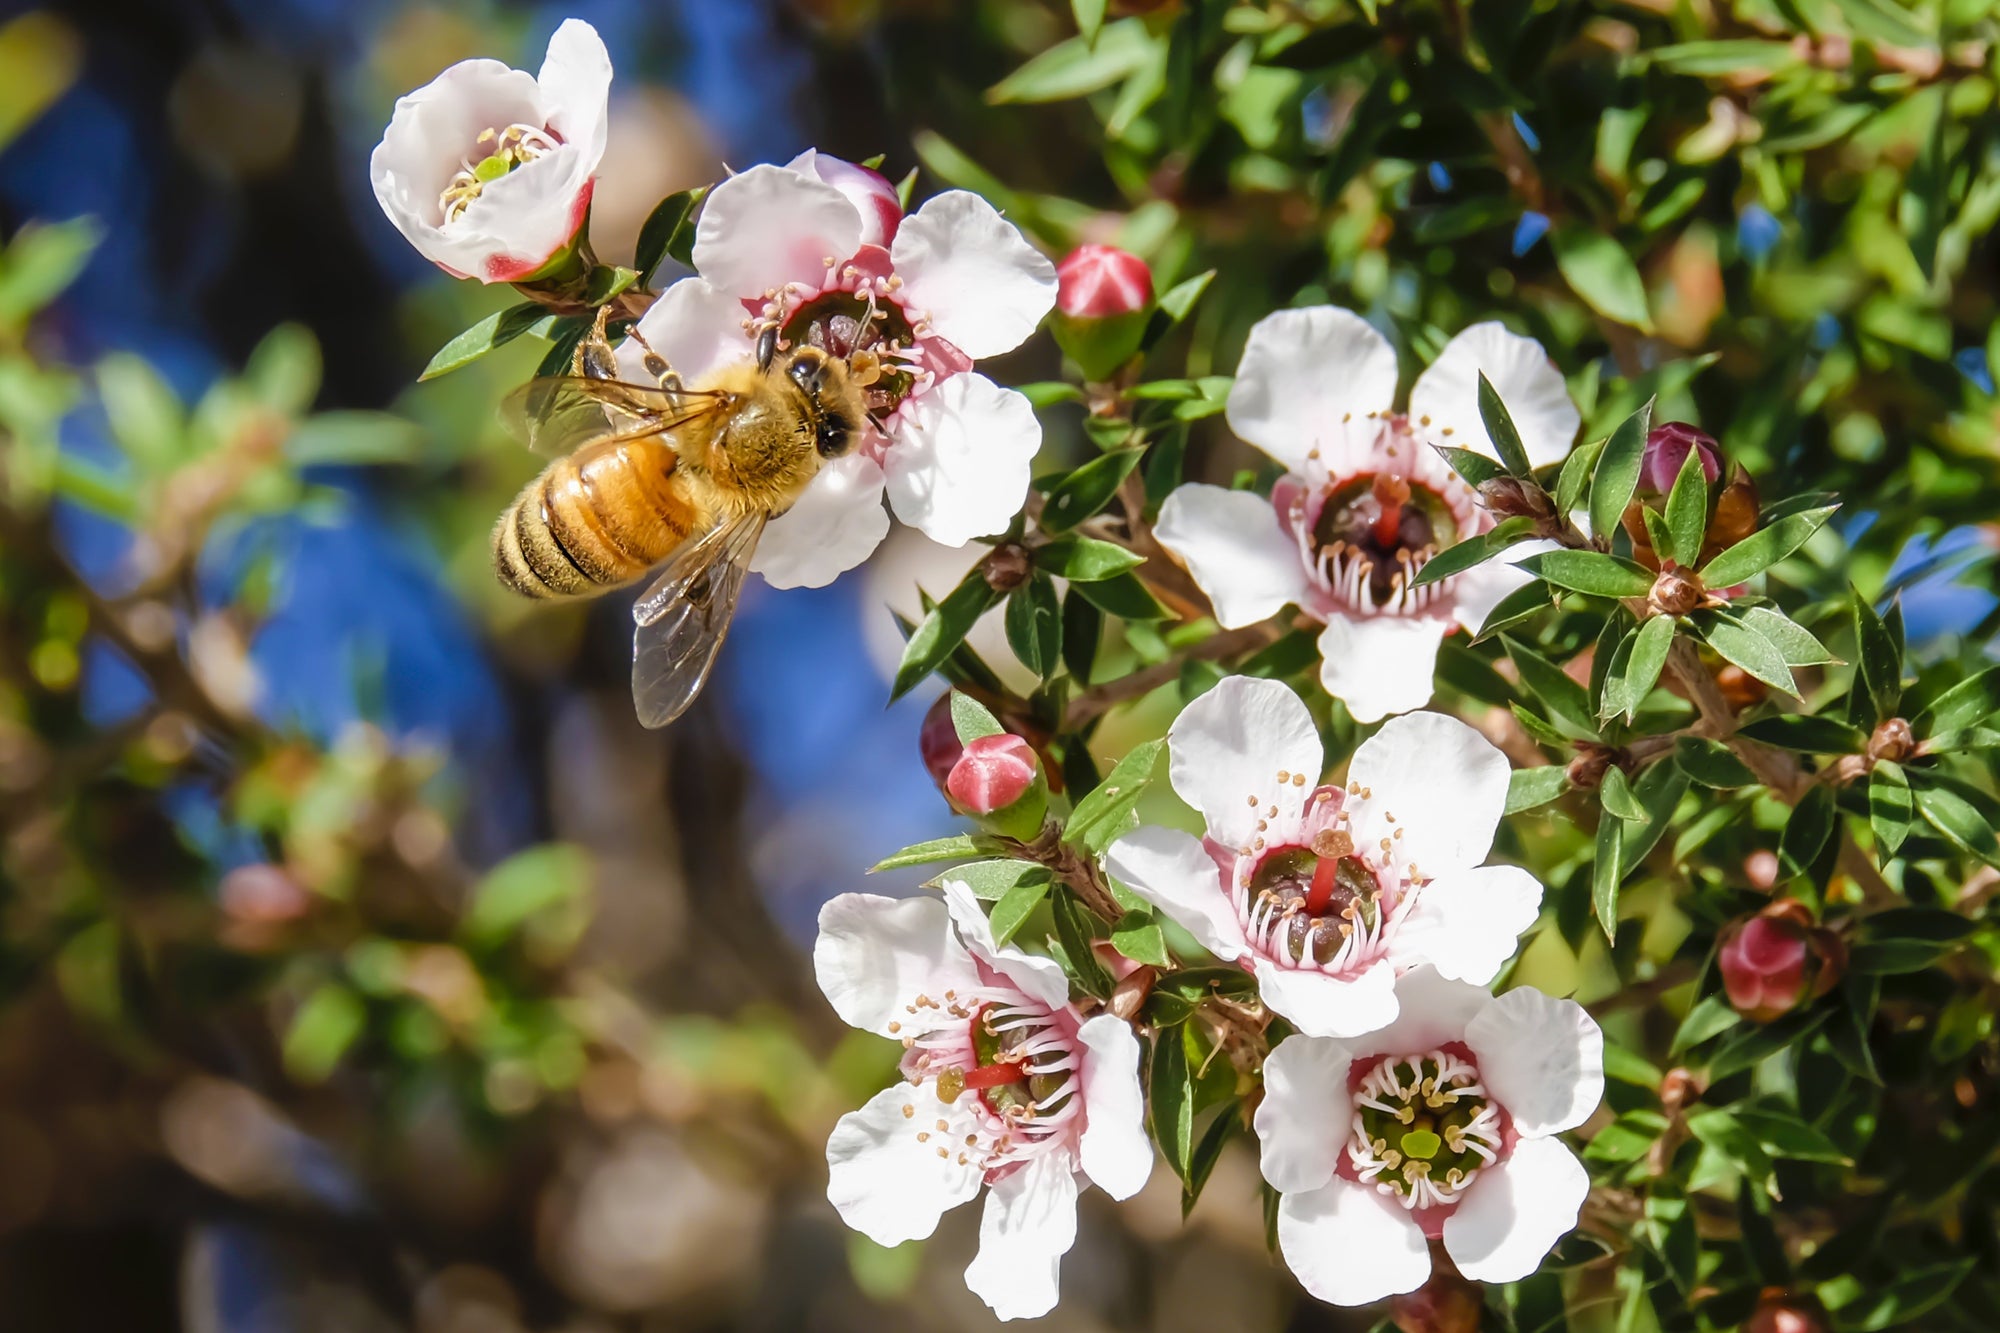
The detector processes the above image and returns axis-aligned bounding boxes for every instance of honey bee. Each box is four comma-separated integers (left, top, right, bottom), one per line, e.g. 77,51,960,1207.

494,314,877,728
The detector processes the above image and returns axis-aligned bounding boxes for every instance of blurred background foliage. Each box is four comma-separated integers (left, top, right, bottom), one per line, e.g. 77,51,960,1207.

3,0,2000,1329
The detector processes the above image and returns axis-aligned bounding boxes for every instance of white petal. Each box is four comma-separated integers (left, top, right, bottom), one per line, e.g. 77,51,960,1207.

1349,966,1491,1056
1277,1178,1431,1307
882,373,1040,546
1226,306,1399,472
1075,1015,1153,1200
891,191,1057,360
1166,676,1322,849
963,1151,1079,1321
451,147,596,279
535,19,611,167
751,453,889,590
694,162,862,297
1154,485,1309,630
942,881,1069,1011
813,893,981,1038
1314,614,1449,724
1254,1035,1357,1194
826,1082,983,1246
1345,709,1511,877
620,276,751,388
1102,825,1247,962
1252,957,1400,1040
1449,537,1545,633
1397,864,1544,985
1408,321,1578,470
1443,1137,1589,1284
786,148,903,248
1464,987,1604,1136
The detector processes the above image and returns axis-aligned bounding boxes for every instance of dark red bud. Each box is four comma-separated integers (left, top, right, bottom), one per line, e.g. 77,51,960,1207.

1640,422,1722,495
982,543,1034,593
920,693,965,791
1718,901,1844,1022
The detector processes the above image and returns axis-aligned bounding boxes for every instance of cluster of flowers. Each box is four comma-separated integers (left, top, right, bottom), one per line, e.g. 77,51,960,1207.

371,20,1611,1321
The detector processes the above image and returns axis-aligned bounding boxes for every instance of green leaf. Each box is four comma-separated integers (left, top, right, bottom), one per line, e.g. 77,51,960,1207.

1005,576,1063,679
1696,505,1838,588
1737,713,1866,753
1035,534,1145,582
988,18,1156,103
1698,612,1799,696
1912,780,2000,867
1062,590,1101,682
462,844,591,946
989,875,1054,946
1066,739,1163,853
1141,270,1215,352
1073,0,1107,42
1555,438,1604,519
96,353,184,472
1072,570,1172,622
1505,766,1570,814
0,217,103,326
1049,888,1112,997
283,983,365,1085
1474,580,1553,641
633,186,705,281
1600,766,1649,821
870,834,986,872
1435,445,1508,488
1662,445,1708,567
1737,606,1837,666
1706,1008,1829,1081
1620,614,1676,718
934,859,1051,900
1149,1022,1195,1182
1779,783,1835,875
1850,588,1903,724
1585,1110,1670,1163
1503,635,1597,735
1915,664,2000,736
419,302,547,380
1869,761,1914,857
1593,812,1624,941
1476,371,1534,476
1412,516,1533,589
1670,994,1740,1054
893,571,1003,700
287,411,424,467
1182,1111,1239,1218
1675,736,1757,788
1589,400,1654,541
950,692,1005,744
1552,222,1654,332
1037,448,1143,534
1111,911,1171,968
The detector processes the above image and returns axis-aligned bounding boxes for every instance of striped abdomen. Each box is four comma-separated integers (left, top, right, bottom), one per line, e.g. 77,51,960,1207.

493,438,702,599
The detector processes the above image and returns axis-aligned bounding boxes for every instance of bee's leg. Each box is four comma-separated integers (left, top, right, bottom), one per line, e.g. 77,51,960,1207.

621,322,685,406
575,304,619,381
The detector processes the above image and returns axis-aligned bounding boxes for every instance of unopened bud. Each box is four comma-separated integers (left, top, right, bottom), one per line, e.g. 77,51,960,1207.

1718,901,1845,1023
1706,468,1762,557
1867,717,1915,762
1649,569,1703,616
1565,744,1615,791
1640,422,1722,495
1051,245,1154,381
919,693,964,792
1477,475,1556,521
1390,1267,1483,1333
1108,965,1157,1021
1659,1066,1701,1114
1745,1291,1829,1333
946,733,1048,839
982,543,1034,593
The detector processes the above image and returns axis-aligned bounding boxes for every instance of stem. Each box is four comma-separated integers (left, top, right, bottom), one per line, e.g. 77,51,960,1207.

1065,622,1283,730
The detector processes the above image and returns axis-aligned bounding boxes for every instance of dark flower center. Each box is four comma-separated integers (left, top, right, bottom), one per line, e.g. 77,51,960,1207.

1312,474,1460,606
781,290,917,416
1249,830,1381,965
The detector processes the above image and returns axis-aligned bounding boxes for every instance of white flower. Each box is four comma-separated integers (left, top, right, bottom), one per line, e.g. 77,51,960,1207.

1255,967,1602,1306
814,882,1152,1322
371,20,611,283
1103,676,1542,1039
1154,307,1579,721
619,153,1058,590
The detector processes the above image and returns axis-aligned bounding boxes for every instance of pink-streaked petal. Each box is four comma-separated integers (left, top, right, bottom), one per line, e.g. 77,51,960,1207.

750,453,889,590
1442,1137,1589,1284
1396,864,1544,986
813,892,980,1038
1103,825,1248,962
1252,957,1400,1040
826,1082,984,1246
1154,484,1309,630
1075,1015,1153,1200
891,191,1057,359
1166,676,1322,849
694,163,863,298
620,276,752,387
882,372,1040,546
1277,1178,1431,1306
1464,987,1604,1136
535,18,611,165
1314,613,1450,724
1254,1034,1358,1193
1226,306,1399,472
962,1150,1078,1322
1345,709,1511,878
787,149,903,248
1408,321,1578,470
941,881,1069,1010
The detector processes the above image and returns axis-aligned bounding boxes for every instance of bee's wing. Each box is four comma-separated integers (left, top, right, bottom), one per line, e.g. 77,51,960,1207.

501,377,734,458
629,509,767,729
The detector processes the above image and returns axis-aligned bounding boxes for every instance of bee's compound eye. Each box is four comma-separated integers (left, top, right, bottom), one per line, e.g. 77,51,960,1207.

815,418,851,458
788,355,824,392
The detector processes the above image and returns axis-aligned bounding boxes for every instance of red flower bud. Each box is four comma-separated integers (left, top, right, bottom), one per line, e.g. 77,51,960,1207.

947,733,1039,814
1390,1268,1483,1333
1640,422,1722,495
919,693,965,792
1718,901,1844,1022
1056,244,1154,318
1746,1292,1829,1333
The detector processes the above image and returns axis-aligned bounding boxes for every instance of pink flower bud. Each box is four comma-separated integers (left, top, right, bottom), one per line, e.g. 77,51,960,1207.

1746,1293,1828,1333
1719,902,1844,1022
785,149,903,248
1640,422,1722,494
946,733,1039,815
1056,244,1154,319
919,692,965,791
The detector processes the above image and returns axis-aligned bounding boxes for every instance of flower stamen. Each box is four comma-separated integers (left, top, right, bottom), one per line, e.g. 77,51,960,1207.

438,123,562,224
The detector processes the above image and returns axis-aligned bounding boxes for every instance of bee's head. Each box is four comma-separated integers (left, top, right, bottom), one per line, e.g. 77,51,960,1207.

777,345,864,460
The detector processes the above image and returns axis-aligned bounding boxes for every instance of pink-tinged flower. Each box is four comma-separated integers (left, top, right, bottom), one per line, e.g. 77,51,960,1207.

1718,902,1843,1022
1639,421,1722,495
815,883,1151,1322
370,20,610,283
1103,677,1542,1039
1055,244,1154,318
947,733,1039,814
1255,968,1603,1306
1154,307,1579,722
617,153,1058,589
